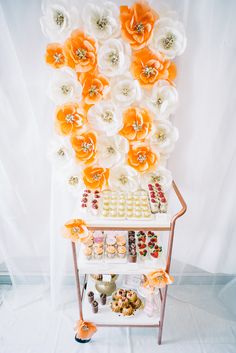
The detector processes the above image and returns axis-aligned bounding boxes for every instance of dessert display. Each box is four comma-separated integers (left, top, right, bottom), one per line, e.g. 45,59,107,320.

128,231,137,263
111,288,143,316
80,189,101,215
101,190,152,220
136,231,162,260
147,182,168,214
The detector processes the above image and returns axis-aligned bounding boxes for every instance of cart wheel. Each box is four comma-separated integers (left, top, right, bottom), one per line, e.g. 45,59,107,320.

75,335,91,343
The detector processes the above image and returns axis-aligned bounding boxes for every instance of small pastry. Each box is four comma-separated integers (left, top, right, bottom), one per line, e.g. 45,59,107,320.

132,297,142,310
83,246,92,260
111,301,121,313
116,235,126,246
106,245,116,258
102,210,109,217
115,288,126,299
92,300,98,313
106,237,116,246
122,305,134,316
117,245,127,258
117,297,129,308
84,237,94,247
94,247,103,259
93,242,104,250
100,293,107,305
126,290,137,303
87,291,94,303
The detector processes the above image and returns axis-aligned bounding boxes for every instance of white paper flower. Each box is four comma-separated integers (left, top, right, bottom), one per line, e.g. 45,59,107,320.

60,164,82,196
144,80,178,119
111,75,142,107
82,2,120,41
96,135,129,168
40,0,79,42
139,166,172,191
109,165,138,192
151,18,187,59
87,100,122,136
98,39,131,77
150,120,179,155
47,69,82,104
48,136,75,168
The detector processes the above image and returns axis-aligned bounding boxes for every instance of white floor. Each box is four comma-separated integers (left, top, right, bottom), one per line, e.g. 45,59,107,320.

0,285,236,353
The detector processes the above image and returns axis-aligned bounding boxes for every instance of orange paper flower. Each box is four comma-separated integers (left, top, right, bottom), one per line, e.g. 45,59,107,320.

71,132,97,165
119,107,152,142
75,320,97,340
83,166,109,190
63,219,89,243
64,29,97,73
45,43,66,68
80,73,109,105
120,1,158,50
128,144,157,172
131,47,176,88
55,103,85,136
143,269,174,289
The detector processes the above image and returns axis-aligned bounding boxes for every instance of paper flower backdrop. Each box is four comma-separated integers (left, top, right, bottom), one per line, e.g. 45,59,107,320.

41,0,186,192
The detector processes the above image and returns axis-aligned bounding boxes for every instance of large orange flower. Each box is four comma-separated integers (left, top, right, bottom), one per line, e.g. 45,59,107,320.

128,144,158,172
63,219,89,243
45,43,66,69
64,30,97,73
83,166,109,190
119,107,152,142
80,73,109,105
120,1,158,50
143,269,174,289
71,132,97,165
55,103,85,136
131,47,176,88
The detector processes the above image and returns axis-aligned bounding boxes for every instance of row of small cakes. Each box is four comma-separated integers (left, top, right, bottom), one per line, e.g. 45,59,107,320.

136,231,163,260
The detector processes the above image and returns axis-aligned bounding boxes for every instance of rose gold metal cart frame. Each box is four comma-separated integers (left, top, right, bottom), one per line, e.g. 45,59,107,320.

71,180,187,345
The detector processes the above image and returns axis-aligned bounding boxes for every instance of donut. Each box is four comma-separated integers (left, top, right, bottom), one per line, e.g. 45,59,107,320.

126,290,137,303
122,305,134,316
111,301,121,313
117,297,129,309
131,297,142,310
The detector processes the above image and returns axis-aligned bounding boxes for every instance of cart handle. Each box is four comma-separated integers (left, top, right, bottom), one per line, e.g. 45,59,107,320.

171,180,187,224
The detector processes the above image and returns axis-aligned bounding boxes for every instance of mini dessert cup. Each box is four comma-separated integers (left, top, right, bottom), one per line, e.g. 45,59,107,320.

106,245,116,258
117,246,127,258
94,247,103,260
106,237,116,246
92,300,98,313
87,291,94,303
116,235,126,246
83,246,92,260
100,293,107,305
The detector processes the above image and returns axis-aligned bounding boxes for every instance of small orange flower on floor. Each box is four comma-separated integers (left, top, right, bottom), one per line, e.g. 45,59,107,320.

120,1,158,50
64,30,97,73
80,73,109,105
75,320,97,340
63,219,89,243
45,43,66,68
55,103,85,136
119,107,152,142
128,144,158,172
71,132,97,165
83,166,109,190
131,47,176,89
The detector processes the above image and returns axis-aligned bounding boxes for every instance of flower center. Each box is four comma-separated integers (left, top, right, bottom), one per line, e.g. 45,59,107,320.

122,87,129,96
93,173,101,181
156,97,163,106
72,226,80,233
81,142,92,152
53,53,63,63
162,33,176,50
57,148,65,157
101,110,113,123
53,10,65,27
119,175,128,185
89,85,98,96
61,85,72,95
135,22,144,33
107,146,115,154
96,17,109,30
76,48,87,60
69,176,79,186
156,129,167,141
143,65,155,77
108,51,119,65
65,114,75,123
137,153,147,163
132,121,143,131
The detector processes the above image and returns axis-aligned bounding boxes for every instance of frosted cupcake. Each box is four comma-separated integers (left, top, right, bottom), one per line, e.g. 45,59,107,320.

106,245,116,258
83,246,92,260
117,246,127,258
116,235,126,246
94,247,103,260
106,237,116,246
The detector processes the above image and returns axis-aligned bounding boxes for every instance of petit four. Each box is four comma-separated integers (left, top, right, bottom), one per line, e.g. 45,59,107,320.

147,182,168,213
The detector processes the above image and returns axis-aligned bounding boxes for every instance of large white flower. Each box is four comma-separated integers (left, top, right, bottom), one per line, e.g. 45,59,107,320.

47,69,82,104
97,135,129,168
139,166,172,191
144,80,178,119
48,136,75,169
151,17,187,59
109,165,138,192
87,100,122,136
150,120,179,155
111,75,142,107
82,2,120,41
40,0,79,42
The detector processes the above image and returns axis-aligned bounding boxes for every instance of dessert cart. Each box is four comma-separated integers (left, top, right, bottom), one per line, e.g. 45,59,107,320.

71,181,187,345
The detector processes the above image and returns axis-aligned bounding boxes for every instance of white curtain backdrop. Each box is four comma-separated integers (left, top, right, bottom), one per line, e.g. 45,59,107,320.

0,0,236,308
